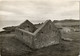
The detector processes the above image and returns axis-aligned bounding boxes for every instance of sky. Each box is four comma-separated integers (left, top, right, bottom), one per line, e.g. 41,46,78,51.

0,0,79,31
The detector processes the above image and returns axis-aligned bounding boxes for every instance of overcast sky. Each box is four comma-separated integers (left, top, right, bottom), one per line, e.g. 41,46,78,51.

0,0,79,31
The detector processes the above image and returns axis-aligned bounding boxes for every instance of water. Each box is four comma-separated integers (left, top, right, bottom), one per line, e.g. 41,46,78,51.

0,20,21,31
0,20,45,31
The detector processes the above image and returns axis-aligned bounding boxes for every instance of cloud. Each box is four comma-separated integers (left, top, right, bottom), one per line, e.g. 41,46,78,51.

0,0,79,31
0,0,79,21
0,10,15,15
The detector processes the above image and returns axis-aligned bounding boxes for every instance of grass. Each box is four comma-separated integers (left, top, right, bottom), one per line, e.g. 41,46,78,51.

0,31,80,56
0,33,17,55
61,32,80,52
0,33,32,56
0,34,6,54
61,32,80,42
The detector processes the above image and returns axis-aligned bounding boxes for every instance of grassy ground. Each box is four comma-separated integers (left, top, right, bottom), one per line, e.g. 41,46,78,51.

0,31,80,56
61,32,80,45
61,32,80,52
0,34,16,54
61,32,80,41
0,33,32,56
0,34,5,54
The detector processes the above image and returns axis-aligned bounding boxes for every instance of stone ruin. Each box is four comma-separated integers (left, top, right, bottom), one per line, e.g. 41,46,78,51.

18,20,37,33
1,20,80,56
15,20,61,49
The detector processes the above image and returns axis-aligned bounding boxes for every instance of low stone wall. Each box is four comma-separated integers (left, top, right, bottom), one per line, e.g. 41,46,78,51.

15,28,34,48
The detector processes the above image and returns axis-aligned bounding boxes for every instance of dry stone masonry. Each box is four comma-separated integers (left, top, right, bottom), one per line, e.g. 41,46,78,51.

18,20,37,33
15,20,61,49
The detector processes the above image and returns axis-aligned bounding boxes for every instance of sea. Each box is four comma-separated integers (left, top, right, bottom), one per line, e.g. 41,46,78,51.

0,20,21,31
0,20,44,31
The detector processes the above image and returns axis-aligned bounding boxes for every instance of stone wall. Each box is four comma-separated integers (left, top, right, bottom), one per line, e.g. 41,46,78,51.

18,20,36,33
15,28,34,48
15,20,61,49
33,20,61,49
